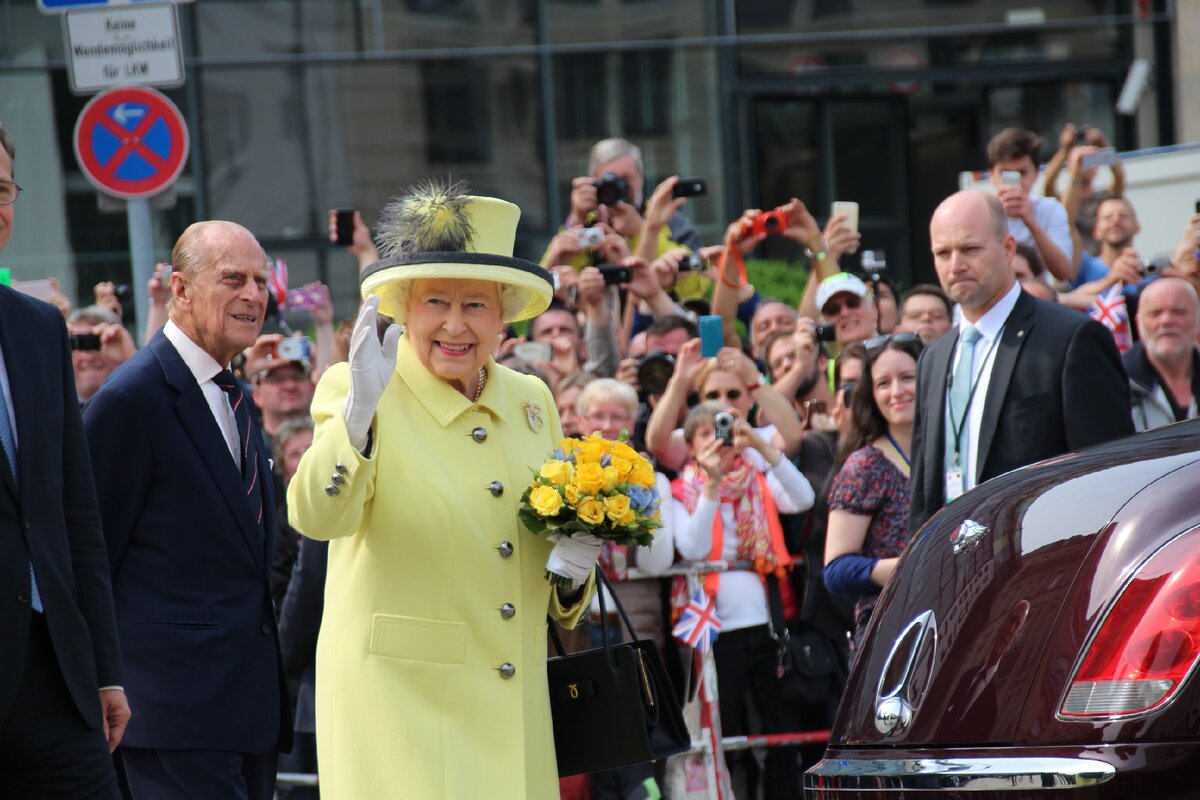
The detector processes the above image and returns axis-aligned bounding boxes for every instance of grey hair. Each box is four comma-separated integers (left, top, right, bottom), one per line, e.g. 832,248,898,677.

68,305,121,327
588,138,643,177
384,280,524,325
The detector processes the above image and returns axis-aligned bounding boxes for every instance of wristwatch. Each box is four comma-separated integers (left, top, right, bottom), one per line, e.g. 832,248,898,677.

805,247,828,263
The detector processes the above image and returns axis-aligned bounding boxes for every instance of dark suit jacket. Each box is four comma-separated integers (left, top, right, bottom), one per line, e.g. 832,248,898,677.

277,536,326,734
83,331,289,753
910,289,1134,533
0,286,121,729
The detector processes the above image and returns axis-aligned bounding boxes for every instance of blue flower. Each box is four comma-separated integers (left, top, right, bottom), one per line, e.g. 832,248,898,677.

626,484,655,513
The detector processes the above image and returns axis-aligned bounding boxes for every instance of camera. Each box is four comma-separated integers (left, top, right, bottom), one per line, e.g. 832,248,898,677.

598,264,632,285
815,323,837,342
278,336,313,362
1139,256,1169,277
593,173,630,207
679,253,705,272
69,333,102,351
636,352,675,397
747,209,788,239
574,227,604,248
860,250,887,275
713,411,735,446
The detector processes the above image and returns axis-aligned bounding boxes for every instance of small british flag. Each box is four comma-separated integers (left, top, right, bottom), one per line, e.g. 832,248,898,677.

672,586,722,653
269,258,289,310
1088,281,1132,353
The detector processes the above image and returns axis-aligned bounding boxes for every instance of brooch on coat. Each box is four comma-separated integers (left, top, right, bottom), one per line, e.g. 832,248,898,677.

523,399,543,432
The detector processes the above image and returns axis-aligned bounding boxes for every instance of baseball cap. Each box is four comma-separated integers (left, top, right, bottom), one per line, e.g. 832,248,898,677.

817,272,869,313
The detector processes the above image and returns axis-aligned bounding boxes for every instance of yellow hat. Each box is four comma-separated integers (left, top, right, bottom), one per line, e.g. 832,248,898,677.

360,180,553,323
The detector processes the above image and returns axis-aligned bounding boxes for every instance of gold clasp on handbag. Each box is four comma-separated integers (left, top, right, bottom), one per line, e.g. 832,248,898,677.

569,683,579,699
636,650,655,708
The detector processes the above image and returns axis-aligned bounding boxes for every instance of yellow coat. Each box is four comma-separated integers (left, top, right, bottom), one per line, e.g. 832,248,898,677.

288,334,592,800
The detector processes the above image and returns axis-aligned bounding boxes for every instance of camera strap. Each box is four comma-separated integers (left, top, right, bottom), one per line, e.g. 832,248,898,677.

718,227,747,289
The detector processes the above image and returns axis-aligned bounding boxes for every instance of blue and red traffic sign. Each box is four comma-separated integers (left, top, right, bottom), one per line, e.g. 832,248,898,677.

73,85,188,199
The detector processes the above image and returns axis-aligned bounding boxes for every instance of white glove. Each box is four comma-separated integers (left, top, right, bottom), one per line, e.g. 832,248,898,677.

546,532,604,589
344,295,402,451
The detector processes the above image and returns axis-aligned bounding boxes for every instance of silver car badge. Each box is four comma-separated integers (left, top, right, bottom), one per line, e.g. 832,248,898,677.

875,610,938,736
951,519,988,555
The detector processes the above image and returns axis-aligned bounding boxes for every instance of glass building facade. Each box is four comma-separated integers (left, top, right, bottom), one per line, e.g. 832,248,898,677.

0,0,1178,319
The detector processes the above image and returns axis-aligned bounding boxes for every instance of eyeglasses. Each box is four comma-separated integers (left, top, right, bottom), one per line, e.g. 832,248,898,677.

821,294,863,316
864,331,919,353
703,388,743,402
259,370,309,385
0,181,21,206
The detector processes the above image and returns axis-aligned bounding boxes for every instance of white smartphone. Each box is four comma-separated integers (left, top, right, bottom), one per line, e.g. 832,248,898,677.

513,341,552,362
831,201,860,253
1000,170,1022,187
13,278,56,302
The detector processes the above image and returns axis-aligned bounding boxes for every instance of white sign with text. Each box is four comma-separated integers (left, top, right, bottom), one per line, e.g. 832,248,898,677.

64,3,183,94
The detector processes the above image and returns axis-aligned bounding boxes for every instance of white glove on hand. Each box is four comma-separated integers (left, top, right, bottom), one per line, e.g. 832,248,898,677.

344,295,402,451
546,532,604,590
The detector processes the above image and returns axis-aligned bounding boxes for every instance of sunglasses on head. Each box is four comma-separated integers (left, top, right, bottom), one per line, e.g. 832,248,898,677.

864,331,919,354
703,389,743,402
822,294,863,316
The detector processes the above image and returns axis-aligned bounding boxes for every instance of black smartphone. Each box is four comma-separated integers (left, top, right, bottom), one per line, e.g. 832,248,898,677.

335,208,356,246
69,333,102,351
672,177,707,199
1194,199,1200,215
599,265,632,285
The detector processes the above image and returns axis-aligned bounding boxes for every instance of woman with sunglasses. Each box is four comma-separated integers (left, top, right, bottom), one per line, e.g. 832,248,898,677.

823,332,922,655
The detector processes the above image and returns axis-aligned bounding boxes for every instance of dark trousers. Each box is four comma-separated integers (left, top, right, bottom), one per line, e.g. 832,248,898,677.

0,613,120,800
121,747,278,800
713,624,804,800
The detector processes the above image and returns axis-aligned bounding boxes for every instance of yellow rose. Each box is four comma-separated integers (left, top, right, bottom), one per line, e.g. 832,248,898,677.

603,495,634,525
559,437,581,455
573,462,606,494
540,459,572,486
602,465,621,493
564,484,583,507
529,485,563,517
611,457,634,480
576,498,606,526
610,441,640,463
576,437,610,465
629,464,655,488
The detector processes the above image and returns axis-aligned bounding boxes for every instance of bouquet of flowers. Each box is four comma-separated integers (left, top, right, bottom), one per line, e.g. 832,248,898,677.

519,434,663,585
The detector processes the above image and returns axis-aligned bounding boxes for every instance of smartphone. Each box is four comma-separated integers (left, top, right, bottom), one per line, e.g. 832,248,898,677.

815,323,837,342
672,177,707,199
69,333,102,351
831,201,859,234
277,336,314,362
335,208,356,246
285,282,331,310
1194,199,1199,215
598,264,631,285
513,341,552,362
13,279,56,302
1000,170,1022,187
699,315,723,358
1080,147,1118,170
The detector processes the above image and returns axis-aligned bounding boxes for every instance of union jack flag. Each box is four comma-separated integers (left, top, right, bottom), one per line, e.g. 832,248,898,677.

270,258,289,309
1088,281,1132,353
672,586,722,653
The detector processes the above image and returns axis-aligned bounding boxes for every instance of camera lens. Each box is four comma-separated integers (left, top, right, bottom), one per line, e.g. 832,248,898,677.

636,352,675,397
764,215,782,232
680,254,704,272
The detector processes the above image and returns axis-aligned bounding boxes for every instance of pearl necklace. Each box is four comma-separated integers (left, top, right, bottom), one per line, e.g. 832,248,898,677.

473,367,488,403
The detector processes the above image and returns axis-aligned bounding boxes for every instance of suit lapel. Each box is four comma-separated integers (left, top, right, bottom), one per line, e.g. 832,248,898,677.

922,333,955,502
975,292,1036,482
149,335,265,570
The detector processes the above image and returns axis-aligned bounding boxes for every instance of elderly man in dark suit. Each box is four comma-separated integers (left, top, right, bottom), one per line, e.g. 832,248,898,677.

0,123,128,799
909,191,1133,533
84,220,289,799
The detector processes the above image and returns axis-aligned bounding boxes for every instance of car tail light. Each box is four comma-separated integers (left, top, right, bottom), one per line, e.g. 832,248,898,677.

1062,527,1200,718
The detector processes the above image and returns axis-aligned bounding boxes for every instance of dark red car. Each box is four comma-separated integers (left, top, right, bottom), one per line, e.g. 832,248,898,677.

806,420,1200,798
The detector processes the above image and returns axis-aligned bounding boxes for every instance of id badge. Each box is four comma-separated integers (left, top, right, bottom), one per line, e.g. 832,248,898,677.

946,468,964,502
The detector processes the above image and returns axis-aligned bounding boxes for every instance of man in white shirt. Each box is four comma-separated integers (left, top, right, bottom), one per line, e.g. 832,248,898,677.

909,191,1133,532
987,127,1075,283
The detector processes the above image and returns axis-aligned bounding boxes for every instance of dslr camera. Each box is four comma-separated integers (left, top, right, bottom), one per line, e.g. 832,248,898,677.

593,173,631,207
636,352,675,398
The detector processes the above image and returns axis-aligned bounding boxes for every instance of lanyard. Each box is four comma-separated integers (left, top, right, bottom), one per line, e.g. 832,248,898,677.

885,432,910,472
945,326,1004,464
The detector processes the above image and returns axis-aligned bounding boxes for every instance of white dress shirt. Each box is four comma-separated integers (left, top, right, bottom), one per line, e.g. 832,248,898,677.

163,320,241,464
946,281,1022,493
675,452,815,632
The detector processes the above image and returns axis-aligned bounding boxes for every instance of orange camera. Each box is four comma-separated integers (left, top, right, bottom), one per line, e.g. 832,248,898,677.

747,209,788,238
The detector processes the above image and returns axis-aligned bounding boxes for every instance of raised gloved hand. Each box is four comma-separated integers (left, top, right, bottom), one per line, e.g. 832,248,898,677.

344,295,402,451
546,532,604,590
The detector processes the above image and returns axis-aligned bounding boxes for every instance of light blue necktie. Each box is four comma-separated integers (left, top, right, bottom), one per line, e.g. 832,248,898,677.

0,384,42,613
945,325,982,474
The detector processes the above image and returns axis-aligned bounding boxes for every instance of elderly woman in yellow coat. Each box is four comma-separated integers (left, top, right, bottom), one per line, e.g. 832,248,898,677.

288,182,600,799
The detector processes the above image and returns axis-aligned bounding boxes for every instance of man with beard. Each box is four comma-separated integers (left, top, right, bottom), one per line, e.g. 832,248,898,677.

1124,277,1200,431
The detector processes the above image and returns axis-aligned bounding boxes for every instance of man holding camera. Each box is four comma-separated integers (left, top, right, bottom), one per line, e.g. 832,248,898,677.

244,333,316,452
1060,196,1148,309
986,127,1074,282
816,273,879,345
67,306,137,404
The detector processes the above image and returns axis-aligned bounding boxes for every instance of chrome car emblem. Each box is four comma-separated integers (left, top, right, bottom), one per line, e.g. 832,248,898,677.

951,519,989,555
875,610,938,736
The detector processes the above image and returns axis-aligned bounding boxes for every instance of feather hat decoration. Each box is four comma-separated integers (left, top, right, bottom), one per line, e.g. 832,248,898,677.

360,177,554,324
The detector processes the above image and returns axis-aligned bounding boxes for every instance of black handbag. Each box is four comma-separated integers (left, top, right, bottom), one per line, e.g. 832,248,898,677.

547,567,690,776
766,574,847,709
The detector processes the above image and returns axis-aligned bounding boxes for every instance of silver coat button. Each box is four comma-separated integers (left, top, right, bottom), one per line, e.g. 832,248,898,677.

488,481,504,497
325,485,339,496
335,462,348,474
497,541,514,558
500,603,516,619
471,427,488,443
331,473,345,485
498,663,516,679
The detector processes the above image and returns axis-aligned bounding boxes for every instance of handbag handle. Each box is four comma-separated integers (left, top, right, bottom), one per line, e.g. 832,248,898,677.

546,565,641,673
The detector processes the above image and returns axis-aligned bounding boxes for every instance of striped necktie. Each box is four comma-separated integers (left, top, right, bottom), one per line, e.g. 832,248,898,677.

212,370,265,532
0,384,42,612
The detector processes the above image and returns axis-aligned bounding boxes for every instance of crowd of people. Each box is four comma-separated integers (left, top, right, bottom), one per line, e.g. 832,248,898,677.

2,115,1200,800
